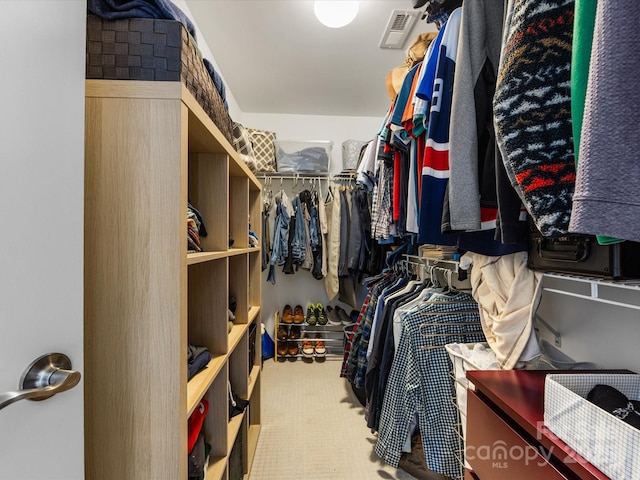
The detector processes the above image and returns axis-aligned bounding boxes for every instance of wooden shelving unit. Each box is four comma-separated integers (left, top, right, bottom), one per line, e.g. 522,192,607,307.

84,80,262,479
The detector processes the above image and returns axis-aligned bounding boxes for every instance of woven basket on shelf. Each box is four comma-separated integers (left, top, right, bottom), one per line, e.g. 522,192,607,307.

86,15,234,145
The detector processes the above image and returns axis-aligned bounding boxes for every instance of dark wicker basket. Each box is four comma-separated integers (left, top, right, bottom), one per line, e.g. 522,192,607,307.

86,15,234,145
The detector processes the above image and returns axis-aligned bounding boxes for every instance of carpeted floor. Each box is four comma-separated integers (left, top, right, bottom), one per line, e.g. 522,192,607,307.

248,358,418,480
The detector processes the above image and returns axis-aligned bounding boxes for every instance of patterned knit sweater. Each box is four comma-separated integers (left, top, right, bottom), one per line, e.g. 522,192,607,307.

494,0,576,236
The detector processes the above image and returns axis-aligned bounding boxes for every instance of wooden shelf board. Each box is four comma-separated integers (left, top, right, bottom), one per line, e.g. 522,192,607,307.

187,251,228,265
186,354,226,417
229,247,260,256
85,79,181,100
206,455,227,480
247,365,261,400
188,247,261,265
228,323,247,354
187,247,259,265
248,306,260,325
227,412,245,456
247,424,261,472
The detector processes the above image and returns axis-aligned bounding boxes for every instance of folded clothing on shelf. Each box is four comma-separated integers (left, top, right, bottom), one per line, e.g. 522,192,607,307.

187,344,211,380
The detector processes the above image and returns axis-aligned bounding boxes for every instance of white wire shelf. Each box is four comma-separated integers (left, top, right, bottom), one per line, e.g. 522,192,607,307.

542,272,640,311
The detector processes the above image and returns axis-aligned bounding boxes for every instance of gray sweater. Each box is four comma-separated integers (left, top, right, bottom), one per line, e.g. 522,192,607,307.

446,0,505,231
569,0,640,242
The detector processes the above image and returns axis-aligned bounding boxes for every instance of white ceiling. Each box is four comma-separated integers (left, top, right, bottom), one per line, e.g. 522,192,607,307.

185,0,436,118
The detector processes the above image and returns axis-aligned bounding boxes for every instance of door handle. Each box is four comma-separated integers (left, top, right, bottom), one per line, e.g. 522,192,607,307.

0,353,81,411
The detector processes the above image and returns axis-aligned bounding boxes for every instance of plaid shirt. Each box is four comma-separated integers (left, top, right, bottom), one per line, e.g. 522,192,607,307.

375,291,485,478
340,291,372,379
342,276,389,385
371,153,394,240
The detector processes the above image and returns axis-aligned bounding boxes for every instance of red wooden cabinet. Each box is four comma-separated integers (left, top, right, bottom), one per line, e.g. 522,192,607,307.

464,370,615,480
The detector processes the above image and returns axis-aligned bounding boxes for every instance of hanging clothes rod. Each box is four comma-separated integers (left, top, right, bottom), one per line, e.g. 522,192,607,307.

257,172,356,182
400,258,449,280
403,254,461,274
400,258,462,289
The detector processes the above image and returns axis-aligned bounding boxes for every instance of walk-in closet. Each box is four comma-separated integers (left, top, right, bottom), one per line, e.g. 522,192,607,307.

3,0,640,479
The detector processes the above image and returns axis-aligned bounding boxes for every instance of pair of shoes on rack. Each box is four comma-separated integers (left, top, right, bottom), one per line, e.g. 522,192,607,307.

277,325,301,357
287,341,299,356
332,305,355,326
276,339,288,357
293,305,304,324
306,303,327,326
277,325,288,341
282,304,305,324
325,306,341,326
282,305,293,324
301,333,326,358
288,326,301,356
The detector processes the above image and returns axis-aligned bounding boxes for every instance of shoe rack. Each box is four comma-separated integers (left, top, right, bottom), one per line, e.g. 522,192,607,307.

84,80,261,480
273,310,346,360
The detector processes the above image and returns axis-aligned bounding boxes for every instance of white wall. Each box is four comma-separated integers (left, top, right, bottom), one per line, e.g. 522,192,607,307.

0,1,85,478
536,277,640,370
244,113,383,340
173,0,243,120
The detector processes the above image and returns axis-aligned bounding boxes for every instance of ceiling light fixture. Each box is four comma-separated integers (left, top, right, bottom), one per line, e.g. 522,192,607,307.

314,1,359,29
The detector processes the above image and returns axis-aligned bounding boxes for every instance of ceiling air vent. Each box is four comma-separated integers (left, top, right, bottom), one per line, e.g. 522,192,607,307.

379,9,419,49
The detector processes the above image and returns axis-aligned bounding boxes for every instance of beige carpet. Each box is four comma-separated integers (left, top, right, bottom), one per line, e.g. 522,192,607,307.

249,358,418,480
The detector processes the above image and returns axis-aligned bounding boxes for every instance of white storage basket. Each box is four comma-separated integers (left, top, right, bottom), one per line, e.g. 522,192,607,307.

341,139,368,171
544,373,640,480
446,343,499,471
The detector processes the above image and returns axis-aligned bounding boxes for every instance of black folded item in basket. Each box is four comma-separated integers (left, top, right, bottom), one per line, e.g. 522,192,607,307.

588,384,640,430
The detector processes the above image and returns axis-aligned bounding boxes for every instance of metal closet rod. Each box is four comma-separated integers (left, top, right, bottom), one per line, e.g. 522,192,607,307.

402,255,461,277
258,172,356,183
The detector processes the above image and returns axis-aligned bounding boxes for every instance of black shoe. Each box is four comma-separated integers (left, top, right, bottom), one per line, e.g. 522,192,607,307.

335,306,353,326
326,306,341,326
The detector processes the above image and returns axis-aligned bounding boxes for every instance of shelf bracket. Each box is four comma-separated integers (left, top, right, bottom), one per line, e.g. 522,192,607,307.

535,315,561,348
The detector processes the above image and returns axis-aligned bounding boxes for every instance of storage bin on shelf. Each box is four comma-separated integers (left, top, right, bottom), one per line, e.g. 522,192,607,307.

85,15,234,145
544,373,640,480
275,140,332,173
341,139,368,171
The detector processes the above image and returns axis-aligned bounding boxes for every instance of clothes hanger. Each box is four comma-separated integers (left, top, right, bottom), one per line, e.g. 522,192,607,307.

420,327,485,338
325,183,334,202
416,310,481,318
